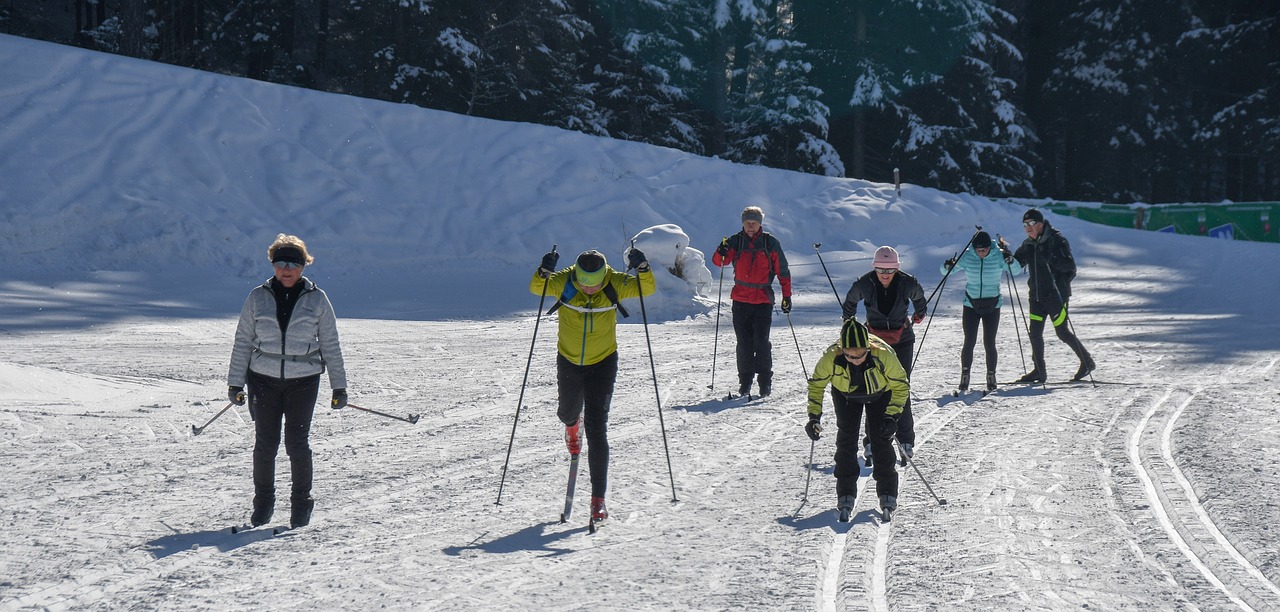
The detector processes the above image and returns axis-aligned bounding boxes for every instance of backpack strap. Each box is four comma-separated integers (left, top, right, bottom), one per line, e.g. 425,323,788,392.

546,270,629,318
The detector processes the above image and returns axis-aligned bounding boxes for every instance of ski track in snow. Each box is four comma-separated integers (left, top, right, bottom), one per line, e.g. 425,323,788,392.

1127,358,1280,611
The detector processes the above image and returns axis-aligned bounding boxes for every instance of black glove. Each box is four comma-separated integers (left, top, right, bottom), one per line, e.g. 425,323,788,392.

912,310,926,324
716,238,730,258
539,251,559,276
880,415,898,438
627,247,648,271
331,388,348,410
229,386,246,406
780,296,792,314
804,414,822,441
1004,252,1014,264
944,257,957,270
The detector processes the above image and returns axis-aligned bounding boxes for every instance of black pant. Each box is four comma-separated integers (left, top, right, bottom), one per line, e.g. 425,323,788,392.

1027,297,1089,370
731,301,773,386
833,389,898,499
557,352,618,498
863,338,914,447
960,306,1001,372
247,371,319,503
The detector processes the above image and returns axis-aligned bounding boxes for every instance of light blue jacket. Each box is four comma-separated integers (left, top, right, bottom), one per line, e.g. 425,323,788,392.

940,248,1023,309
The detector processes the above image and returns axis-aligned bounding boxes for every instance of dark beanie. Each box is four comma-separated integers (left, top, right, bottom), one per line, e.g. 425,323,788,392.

973,231,992,248
272,246,306,265
1023,208,1044,223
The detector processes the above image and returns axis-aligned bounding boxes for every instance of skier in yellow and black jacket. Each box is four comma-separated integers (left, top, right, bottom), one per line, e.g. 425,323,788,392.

529,248,656,523
805,318,910,521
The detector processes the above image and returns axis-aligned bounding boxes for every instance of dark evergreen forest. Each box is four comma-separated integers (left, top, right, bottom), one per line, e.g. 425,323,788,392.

5,0,1276,203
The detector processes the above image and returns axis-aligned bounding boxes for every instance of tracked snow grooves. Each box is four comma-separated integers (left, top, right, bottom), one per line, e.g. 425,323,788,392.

1129,386,1280,611
819,398,970,611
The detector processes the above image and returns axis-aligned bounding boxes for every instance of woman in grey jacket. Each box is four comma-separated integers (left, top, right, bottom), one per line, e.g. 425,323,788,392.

228,234,348,529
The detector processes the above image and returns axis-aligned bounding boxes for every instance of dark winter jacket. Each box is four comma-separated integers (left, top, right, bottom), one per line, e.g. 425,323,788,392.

712,230,792,305
1013,221,1076,302
228,277,347,388
841,271,927,342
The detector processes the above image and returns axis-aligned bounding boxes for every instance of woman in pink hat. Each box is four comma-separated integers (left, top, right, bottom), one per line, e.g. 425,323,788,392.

840,245,926,468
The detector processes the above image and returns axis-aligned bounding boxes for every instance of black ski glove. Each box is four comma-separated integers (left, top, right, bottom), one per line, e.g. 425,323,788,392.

805,414,822,441
229,386,246,406
716,237,730,258
780,296,792,314
880,415,898,439
627,247,648,271
538,251,559,277
331,388,348,410
944,257,957,270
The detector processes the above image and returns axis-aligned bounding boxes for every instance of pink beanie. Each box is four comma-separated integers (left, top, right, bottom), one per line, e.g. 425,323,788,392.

873,246,900,269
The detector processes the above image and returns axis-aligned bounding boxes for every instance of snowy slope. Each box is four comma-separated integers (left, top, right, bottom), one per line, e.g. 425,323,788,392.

2,35,1280,611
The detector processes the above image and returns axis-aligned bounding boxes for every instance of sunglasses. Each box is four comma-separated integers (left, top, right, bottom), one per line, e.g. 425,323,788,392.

1023,219,1040,227
842,348,869,360
273,261,303,270
874,268,897,275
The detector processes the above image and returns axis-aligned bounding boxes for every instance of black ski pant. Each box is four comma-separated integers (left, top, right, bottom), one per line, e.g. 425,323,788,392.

1027,297,1089,372
960,305,1001,373
731,301,773,389
247,371,319,504
863,338,914,448
832,389,898,500
557,351,618,499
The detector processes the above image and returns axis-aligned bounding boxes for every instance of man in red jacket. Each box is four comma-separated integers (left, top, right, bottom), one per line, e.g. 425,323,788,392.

712,206,793,397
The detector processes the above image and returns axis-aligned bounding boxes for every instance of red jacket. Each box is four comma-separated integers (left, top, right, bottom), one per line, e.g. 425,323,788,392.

712,230,792,305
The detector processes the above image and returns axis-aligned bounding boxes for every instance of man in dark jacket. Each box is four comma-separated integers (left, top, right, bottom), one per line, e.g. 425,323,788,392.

712,206,792,397
1008,209,1094,382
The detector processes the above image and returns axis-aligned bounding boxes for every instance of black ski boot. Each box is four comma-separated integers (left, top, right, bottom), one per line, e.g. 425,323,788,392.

757,373,772,397
1015,368,1046,383
1072,356,1096,381
958,369,970,392
737,375,752,398
986,371,997,392
879,495,897,521
837,495,855,523
290,496,314,529
251,495,275,527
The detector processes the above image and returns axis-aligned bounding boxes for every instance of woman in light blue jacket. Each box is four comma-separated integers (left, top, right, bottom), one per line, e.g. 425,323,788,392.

939,231,1022,392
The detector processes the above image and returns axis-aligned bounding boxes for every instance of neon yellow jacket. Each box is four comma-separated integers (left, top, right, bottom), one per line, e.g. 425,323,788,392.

529,265,656,366
806,335,910,418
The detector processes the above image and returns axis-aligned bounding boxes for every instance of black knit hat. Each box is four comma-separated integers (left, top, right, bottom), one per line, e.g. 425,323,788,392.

973,231,992,249
840,318,870,349
1023,208,1044,223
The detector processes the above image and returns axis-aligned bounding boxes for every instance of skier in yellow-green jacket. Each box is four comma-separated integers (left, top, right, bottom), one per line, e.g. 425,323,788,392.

805,318,911,522
530,247,656,523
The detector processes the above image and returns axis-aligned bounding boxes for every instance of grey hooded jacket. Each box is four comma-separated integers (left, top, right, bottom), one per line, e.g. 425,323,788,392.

227,277,347,389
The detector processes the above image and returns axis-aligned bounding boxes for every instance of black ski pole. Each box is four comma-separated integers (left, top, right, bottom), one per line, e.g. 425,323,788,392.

813,243,844,308
903,449,947,505
497,244,555,505
998,234,1033,373
916,226,982,363
348,403,420,424
709,239,727,393
630,240,678,502
999,241,1028,372
796,437,817,517
192,401,235,436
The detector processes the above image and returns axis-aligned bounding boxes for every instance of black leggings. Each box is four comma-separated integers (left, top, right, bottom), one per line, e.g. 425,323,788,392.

247,371,319,502
833,390,898,499
557,352,618,498
960,306,1001,372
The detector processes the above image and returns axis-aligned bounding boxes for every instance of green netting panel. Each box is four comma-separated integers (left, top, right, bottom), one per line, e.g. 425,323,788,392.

1017,201,1280,243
